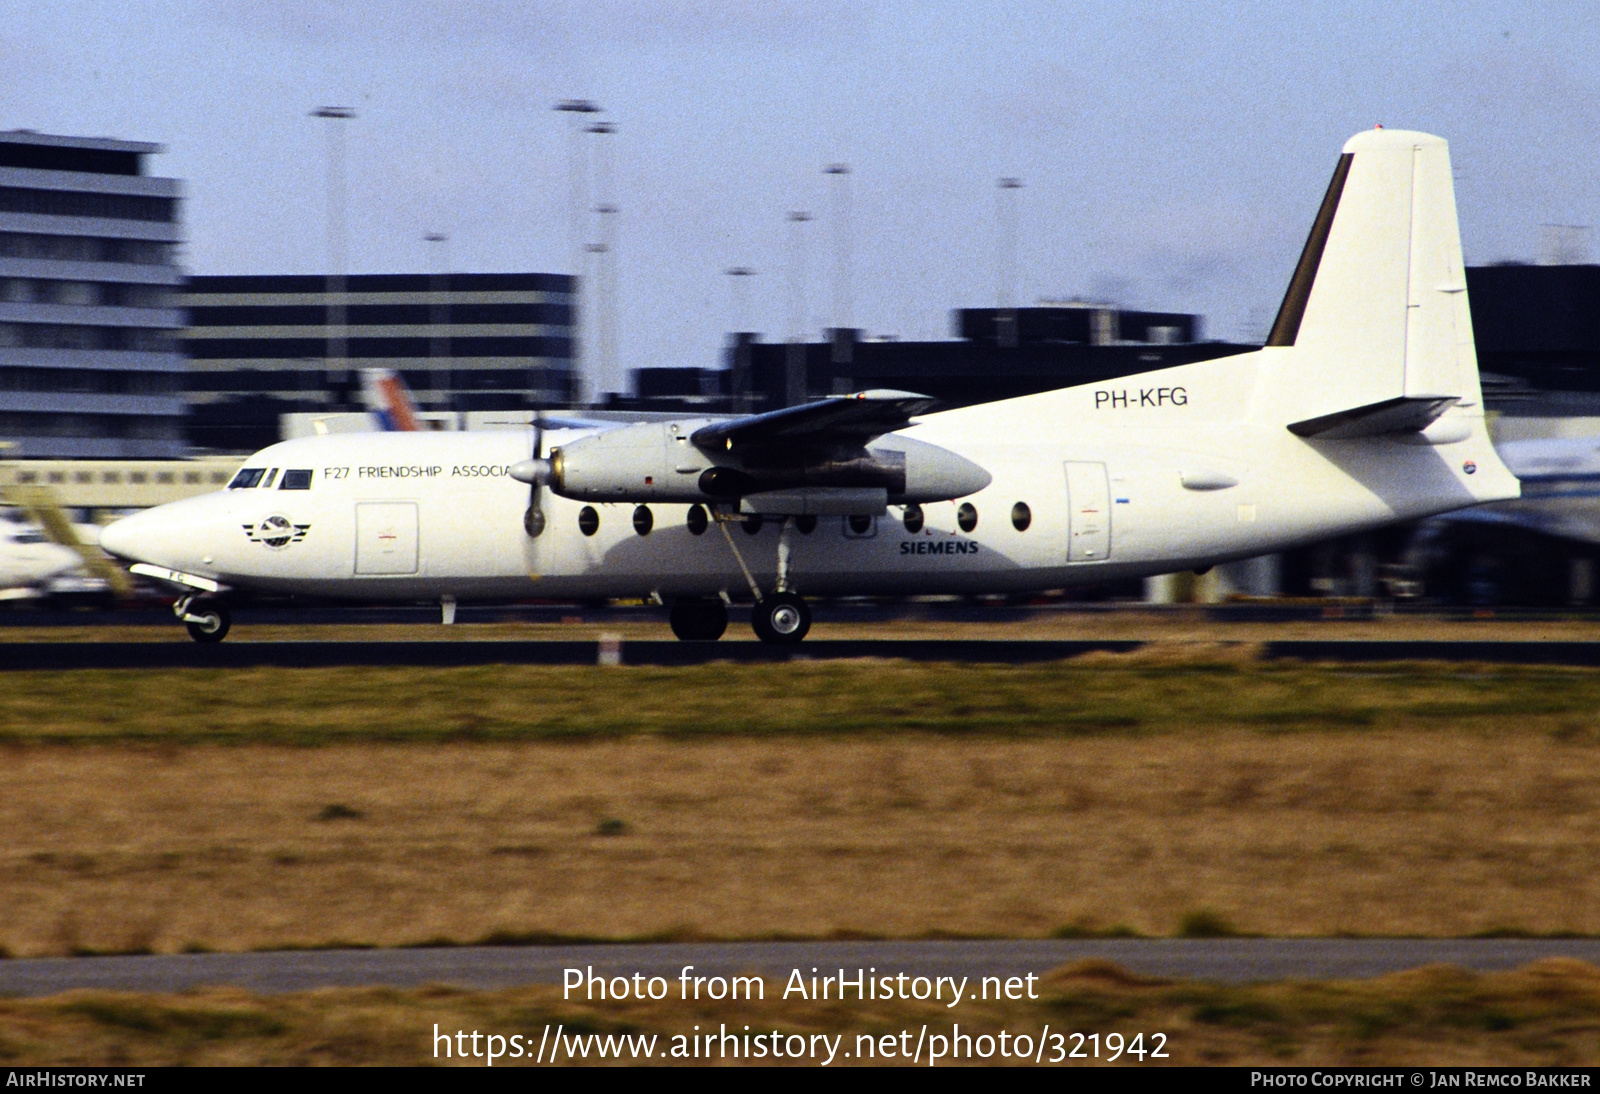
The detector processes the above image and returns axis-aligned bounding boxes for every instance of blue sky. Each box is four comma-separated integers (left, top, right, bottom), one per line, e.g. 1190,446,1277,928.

4,1,1598,395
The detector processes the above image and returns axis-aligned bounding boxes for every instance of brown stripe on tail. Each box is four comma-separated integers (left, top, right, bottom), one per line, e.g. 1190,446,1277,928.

1266,152,1353,347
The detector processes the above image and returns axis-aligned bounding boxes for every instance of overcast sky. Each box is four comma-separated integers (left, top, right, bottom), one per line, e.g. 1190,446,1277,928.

5,1,1598,395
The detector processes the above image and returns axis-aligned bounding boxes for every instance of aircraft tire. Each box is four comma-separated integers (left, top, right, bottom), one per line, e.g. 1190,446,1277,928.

669,598,727,642
751,593,810,645
184,602,232,643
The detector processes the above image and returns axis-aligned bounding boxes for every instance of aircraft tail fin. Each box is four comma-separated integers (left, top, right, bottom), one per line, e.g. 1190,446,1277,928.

360,368,422,432
1267,129,1480,431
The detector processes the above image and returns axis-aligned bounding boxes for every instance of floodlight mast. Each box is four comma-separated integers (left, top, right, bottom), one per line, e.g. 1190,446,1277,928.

424,232,451,411
996,176,1023,348
555,99,602,403
588,120,619,401
312,107,356,398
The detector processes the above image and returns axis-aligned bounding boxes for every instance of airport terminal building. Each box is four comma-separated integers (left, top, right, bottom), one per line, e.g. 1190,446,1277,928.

0,130,187,459
182,273,575,452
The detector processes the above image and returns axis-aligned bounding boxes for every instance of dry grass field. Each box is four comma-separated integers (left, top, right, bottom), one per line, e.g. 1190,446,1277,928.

5,960,1600,1066
2,657,1600,953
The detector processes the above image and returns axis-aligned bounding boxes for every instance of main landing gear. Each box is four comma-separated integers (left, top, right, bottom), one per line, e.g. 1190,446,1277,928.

175,594,231,643
672,511,813,645
751,591,811,644
669,598,728,641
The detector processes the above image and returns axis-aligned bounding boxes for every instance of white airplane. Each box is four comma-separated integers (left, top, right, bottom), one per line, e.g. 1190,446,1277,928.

0,516,83,599
101,129,1519,643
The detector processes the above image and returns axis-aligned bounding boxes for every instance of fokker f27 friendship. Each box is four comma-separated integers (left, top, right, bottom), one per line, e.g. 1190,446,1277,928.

102,130,1519,642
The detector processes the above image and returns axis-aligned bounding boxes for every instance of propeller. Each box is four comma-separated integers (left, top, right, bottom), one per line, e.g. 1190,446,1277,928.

510,411,553,537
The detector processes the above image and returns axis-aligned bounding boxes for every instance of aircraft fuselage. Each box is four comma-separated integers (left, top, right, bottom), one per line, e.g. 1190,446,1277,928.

98,351,1514,604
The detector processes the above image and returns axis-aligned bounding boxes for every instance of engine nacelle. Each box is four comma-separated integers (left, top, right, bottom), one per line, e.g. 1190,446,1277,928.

547,421,990,508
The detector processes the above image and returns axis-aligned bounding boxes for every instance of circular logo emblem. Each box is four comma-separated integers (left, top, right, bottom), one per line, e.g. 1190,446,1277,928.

1463,460,1477,476
258,514,295,549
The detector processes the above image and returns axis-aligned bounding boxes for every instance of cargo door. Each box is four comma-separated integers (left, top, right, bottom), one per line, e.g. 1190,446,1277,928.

355,502,419,575
1064,461,1111,561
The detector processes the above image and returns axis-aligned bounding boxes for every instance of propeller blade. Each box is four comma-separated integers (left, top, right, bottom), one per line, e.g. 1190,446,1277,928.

523,411,546,537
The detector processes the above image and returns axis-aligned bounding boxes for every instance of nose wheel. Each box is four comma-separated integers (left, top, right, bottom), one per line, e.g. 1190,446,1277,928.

752,592,810,644
175,595,232,643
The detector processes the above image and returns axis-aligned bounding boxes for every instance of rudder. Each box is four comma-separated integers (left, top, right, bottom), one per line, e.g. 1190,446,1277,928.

1267,129,1480,431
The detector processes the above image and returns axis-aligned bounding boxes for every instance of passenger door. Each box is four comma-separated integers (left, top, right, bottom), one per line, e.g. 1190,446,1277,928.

1064,461,1111,561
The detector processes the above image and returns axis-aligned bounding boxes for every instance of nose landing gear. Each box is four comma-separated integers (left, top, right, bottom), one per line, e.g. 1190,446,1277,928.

175,595,232,643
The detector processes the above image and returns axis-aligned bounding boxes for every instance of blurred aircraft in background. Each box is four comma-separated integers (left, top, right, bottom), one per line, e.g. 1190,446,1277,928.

0,516,82,600
361,368,423,432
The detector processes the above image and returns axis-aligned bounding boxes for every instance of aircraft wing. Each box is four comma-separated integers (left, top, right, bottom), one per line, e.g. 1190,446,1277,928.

689,389,937,451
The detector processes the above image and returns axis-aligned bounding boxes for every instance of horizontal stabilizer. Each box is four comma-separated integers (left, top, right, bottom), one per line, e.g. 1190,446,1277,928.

1287,395,1457,440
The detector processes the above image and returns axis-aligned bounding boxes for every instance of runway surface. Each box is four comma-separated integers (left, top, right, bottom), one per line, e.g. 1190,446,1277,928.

6,638,1600,669
3,940,1599,996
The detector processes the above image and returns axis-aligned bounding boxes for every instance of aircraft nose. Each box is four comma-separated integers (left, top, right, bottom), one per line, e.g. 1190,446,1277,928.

98,511,147,563
100,507,184,567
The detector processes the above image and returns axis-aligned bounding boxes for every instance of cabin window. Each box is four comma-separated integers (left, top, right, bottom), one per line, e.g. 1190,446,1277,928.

957,502,978,533
228,468,265,489
280,469,313,490
686,504,708,535
902,503,924,533
794,514,817,534
742,514,763,535
1011,502,1031,531
848,513,873,535
156,471,174,484
632,505,653,536
578,506,600,536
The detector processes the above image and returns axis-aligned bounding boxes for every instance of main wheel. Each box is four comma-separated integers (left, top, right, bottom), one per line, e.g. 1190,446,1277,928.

669,598,727,641
751,593,810,645
184,601,232,643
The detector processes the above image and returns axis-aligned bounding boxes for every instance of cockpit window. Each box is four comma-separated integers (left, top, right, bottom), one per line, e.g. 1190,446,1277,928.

228,468,266,489
11,528,47,544
260,468,279,489
280,469,313,490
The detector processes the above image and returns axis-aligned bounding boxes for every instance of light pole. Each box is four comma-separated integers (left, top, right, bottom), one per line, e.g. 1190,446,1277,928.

785,211,812,407
824,163,853,390
588,120,618,401
555,100,601,404
995,176,1023,347
724,266,756,413
590,202,618,401
312,106,356,402
308,107,353,403
724,266,755,333
424,232,451,413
